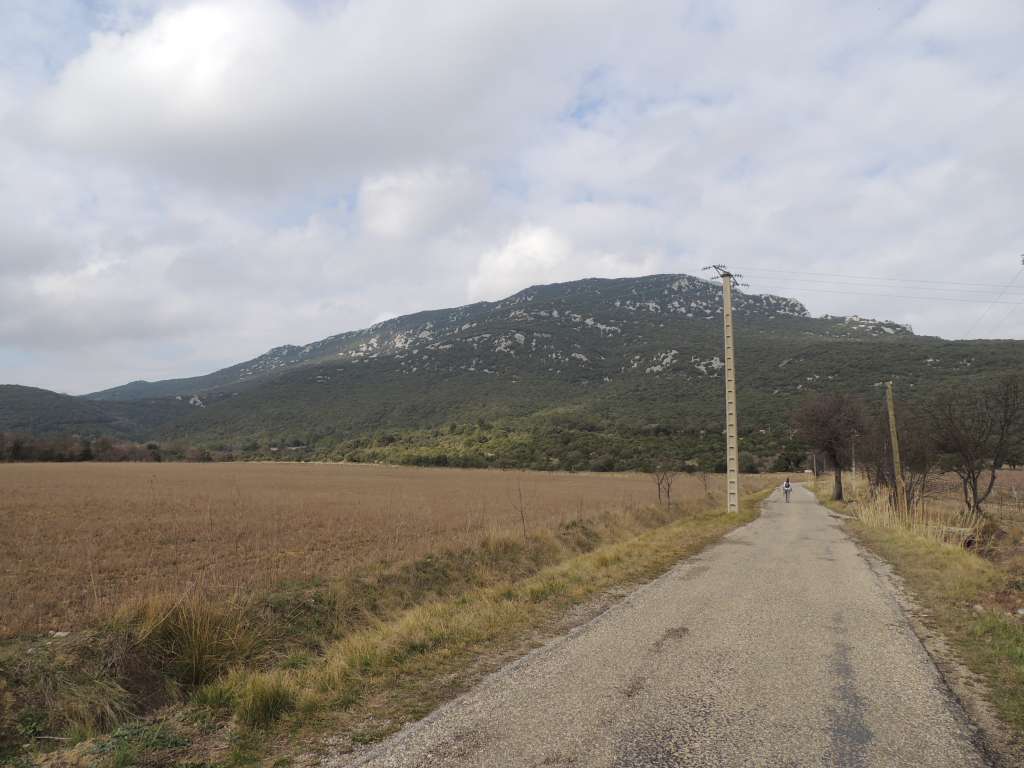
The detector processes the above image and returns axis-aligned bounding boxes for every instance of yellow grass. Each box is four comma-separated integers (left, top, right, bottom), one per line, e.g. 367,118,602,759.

847,482,983,547
0,463,727,637
817,470,1024,548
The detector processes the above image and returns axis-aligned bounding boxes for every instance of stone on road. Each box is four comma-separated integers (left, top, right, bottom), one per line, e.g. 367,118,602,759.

334,486,986,767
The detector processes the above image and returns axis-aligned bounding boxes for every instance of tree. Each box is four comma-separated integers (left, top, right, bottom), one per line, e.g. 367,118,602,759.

692,454,717,496
860,402,939,510
651,466,679,508
739,451,760,474
794,393,864,501
929,375,1023,514
770,441,806,473
92,436,114,460
77,439,94,462
1007,444,1023,470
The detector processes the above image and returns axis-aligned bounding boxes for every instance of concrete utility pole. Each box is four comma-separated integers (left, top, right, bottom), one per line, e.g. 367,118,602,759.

885,381,909,518
705,265,741,514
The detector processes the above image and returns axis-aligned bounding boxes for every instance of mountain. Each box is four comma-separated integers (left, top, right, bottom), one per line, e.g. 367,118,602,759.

86,274,907,403
0,385,187,438
4,274,1023,470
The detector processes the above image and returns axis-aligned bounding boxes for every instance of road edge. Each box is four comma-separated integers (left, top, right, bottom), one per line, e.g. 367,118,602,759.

830,512,1018,768
317,493,774,767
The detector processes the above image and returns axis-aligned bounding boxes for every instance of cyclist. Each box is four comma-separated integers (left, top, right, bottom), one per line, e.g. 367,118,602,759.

783,477,792,503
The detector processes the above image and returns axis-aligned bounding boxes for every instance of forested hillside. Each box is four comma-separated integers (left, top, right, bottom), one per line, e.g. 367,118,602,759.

3,274,1022,470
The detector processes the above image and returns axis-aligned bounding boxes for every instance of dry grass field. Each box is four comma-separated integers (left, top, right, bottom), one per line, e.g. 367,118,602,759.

2,462,782,764
0,462,726,638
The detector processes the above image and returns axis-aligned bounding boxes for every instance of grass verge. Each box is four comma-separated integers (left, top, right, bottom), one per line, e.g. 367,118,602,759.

3,487,771,767
848,525,1024,736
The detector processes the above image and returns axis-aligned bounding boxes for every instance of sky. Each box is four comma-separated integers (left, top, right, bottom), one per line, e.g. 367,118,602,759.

1,0,1023,394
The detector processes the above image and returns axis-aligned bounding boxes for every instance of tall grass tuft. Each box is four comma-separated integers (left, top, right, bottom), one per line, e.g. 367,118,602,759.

234,670,298,729
120,587,259,688
843,474,984,547
43,674,135,740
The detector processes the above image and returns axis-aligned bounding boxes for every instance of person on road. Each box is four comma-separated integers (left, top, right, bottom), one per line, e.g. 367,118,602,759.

783,477,792,502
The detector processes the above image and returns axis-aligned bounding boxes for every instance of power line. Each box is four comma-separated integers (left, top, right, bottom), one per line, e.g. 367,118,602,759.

742,274,1024,297
992,296,1024,333
750,281,1024,303
963,256,1024,338
735,266,1020,290
746,282,1024,305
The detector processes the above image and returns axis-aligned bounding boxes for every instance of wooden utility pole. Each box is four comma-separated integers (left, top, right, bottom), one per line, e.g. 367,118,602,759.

706,265,740,514
885,381,909,517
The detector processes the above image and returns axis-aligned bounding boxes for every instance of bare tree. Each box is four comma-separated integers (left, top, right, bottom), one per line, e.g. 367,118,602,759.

1008,443,1023,470
662,469,678,509
794,393,864,501
860,403,941,510
929,375,1023,515
652,467,679,509
508,482,529,541
691,455,716,496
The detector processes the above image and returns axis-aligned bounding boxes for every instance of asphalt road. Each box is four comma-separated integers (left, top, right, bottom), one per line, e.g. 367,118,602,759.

335,485,987,767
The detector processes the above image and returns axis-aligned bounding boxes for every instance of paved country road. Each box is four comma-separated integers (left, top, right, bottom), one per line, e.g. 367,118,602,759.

331,486,988,767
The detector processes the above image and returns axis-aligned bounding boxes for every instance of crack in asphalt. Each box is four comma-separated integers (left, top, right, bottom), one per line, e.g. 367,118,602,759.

828,612,873,767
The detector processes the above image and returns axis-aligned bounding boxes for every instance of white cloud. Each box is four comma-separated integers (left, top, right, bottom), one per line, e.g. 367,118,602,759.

359,166,483,239
468,226,659,301
30,0,619,187
1,0,1023,392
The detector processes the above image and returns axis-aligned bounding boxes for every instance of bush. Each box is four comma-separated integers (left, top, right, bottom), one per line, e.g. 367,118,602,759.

740,452,760,474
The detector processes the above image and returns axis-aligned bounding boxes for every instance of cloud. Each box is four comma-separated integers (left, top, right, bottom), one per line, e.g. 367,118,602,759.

359,166,484,240
468,225,660,301
1,0,1023,393
31,0,619,188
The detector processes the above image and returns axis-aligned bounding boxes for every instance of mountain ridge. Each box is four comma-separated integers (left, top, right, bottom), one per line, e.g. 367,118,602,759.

2,272,1019,470
83,273,909,402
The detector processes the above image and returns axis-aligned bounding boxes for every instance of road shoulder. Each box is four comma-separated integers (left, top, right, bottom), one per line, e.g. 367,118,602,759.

307,490,774,767
825,505,1023,767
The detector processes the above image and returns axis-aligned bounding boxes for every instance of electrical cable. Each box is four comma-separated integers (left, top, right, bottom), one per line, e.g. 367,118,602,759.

744,282,1023,306
735,266,1019,290
986,290,1024,336
722,261,1024,334
737,274,1024,297
963,260,1024,337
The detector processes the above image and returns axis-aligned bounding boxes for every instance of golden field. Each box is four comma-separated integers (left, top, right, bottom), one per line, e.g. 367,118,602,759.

0,462,732,637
